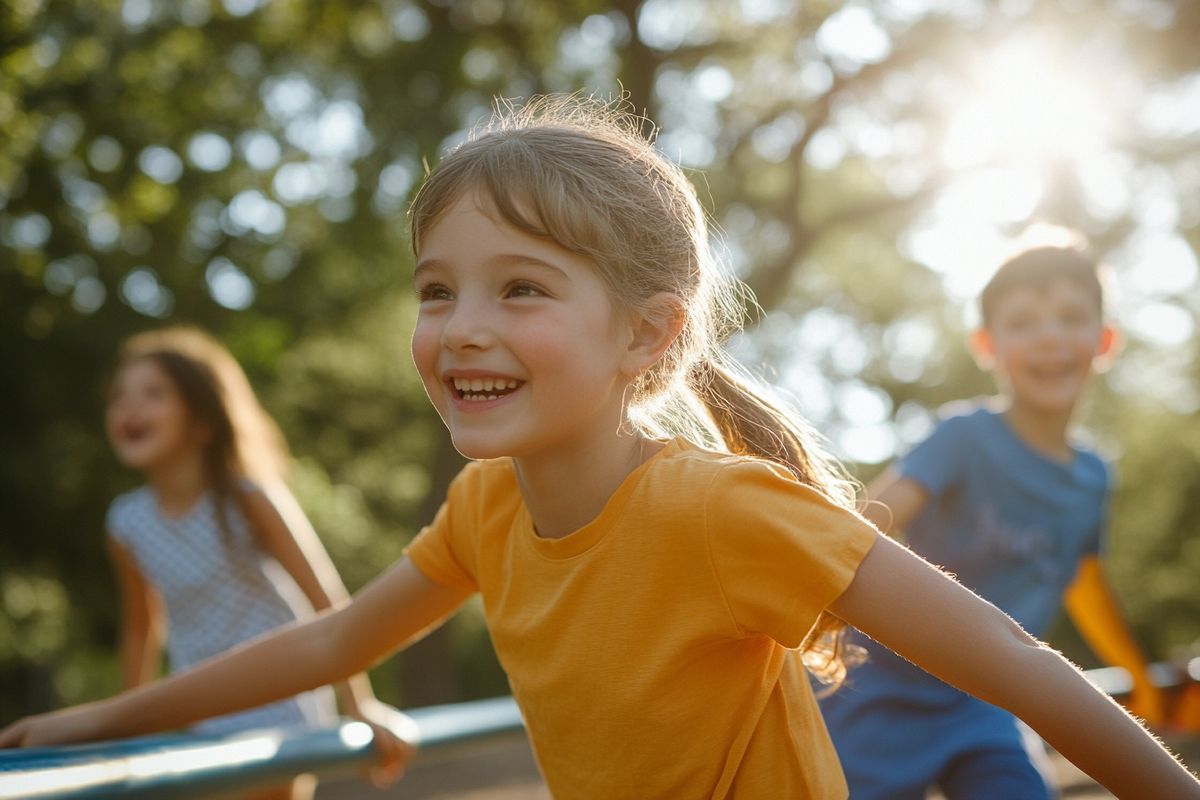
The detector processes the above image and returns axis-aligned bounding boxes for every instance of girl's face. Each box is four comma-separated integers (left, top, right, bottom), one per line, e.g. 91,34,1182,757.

106,358,203,472
411,192,638,464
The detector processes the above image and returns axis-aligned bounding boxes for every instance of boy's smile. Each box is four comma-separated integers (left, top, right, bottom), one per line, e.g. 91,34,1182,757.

410,192,636,464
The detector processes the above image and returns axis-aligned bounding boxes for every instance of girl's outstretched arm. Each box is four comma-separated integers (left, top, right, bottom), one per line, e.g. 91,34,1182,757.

0,559,470,752
1064,554,1167,726
829,535,1200,799
240,482,378,717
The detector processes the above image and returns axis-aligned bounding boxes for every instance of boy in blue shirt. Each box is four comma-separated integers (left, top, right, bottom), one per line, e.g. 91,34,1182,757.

821,236,1167,799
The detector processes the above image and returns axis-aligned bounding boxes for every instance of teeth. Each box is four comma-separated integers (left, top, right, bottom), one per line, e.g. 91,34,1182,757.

451,377,521,395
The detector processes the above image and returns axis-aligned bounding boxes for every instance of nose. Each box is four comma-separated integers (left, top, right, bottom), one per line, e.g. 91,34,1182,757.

441,295,494,351
1032,317,1069,344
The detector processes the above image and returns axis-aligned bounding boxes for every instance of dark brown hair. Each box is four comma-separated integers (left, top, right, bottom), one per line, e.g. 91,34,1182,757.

115,327,288,538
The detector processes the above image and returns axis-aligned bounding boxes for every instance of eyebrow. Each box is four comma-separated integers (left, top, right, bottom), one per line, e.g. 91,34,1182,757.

413,253,571,280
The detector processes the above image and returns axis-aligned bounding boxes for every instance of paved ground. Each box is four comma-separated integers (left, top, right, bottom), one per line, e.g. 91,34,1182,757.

317,730,1200,799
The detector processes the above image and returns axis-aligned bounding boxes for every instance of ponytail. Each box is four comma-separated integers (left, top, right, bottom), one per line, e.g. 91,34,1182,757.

410,95,865,690
687,357,863,691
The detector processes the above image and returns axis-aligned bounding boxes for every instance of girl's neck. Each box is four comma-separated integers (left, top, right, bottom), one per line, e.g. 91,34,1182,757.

1001,399,1075,463
513,430,664,540
146,450,210,518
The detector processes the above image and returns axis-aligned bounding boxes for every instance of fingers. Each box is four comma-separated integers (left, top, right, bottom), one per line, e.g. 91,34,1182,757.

349,703,420,789
367,727,417,788
0,720,28,748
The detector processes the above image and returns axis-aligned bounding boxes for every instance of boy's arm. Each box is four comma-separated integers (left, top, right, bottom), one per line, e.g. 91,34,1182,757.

861,466,929,537
830,535,1200,798
0,558,470,751
1064,555,1167,725
106,537,165,689
240,483,377,717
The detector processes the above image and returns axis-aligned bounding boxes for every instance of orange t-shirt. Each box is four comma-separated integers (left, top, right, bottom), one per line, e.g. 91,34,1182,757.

406,438,880,799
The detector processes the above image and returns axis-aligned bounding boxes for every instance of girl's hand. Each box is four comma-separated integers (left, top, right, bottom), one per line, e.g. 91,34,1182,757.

349,697,420,788
0,704,106,749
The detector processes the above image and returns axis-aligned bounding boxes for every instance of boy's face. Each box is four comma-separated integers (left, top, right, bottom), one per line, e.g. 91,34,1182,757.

972,278,1116,416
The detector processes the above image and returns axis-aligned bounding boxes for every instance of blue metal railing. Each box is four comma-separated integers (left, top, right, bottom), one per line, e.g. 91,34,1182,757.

1,658,1196,799
0,696,522,799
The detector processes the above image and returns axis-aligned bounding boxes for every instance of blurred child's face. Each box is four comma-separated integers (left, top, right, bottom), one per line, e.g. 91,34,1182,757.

974,278,1114,415
106,358,202,472
411,192,637,463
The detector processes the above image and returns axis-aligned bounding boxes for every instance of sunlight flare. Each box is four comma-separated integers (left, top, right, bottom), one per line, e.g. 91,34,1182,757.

943,37,1110,169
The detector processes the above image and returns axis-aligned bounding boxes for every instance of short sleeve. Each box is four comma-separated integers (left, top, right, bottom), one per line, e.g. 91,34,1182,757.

898,412,969,497
405,470,479,593
706,460,879,648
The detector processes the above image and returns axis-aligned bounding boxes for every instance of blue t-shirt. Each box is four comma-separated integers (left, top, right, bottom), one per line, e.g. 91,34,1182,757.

819,403,1112,788
835,402,1109,696
899,403,1108,637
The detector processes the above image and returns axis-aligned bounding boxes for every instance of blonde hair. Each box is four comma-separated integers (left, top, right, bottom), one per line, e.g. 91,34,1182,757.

410,95,860,687
115,327,289,536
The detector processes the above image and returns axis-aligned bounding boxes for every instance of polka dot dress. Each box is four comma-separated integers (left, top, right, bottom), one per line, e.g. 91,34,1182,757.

107,485,336,735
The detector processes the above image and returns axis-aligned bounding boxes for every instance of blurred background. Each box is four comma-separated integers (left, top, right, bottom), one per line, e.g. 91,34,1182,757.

2,0,1198,727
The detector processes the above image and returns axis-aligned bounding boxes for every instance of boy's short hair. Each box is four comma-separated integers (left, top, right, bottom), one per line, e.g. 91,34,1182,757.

979,244,1106,329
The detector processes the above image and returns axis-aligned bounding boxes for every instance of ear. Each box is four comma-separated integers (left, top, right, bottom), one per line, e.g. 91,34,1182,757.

620,293,686,378
1092,324,1121,373
967,328,997,371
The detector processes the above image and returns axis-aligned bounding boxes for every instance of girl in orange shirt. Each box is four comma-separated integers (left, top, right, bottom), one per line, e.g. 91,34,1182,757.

3,97,1197,799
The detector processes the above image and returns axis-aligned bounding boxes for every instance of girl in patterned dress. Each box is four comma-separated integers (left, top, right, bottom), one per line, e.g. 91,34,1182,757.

100,327,391,800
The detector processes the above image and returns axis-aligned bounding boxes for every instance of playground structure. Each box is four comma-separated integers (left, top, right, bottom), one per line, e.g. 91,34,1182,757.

1,660,1197,799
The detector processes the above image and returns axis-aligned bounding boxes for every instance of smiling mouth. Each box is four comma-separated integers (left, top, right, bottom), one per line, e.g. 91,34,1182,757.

451,376,523,402
120,424,152,443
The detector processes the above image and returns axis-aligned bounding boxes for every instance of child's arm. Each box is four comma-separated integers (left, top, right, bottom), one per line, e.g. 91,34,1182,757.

830,535,1200,798
239,482,377,718
106,538,165,689
1064,555,1167,725
0,558,469,761
860,466,928,537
